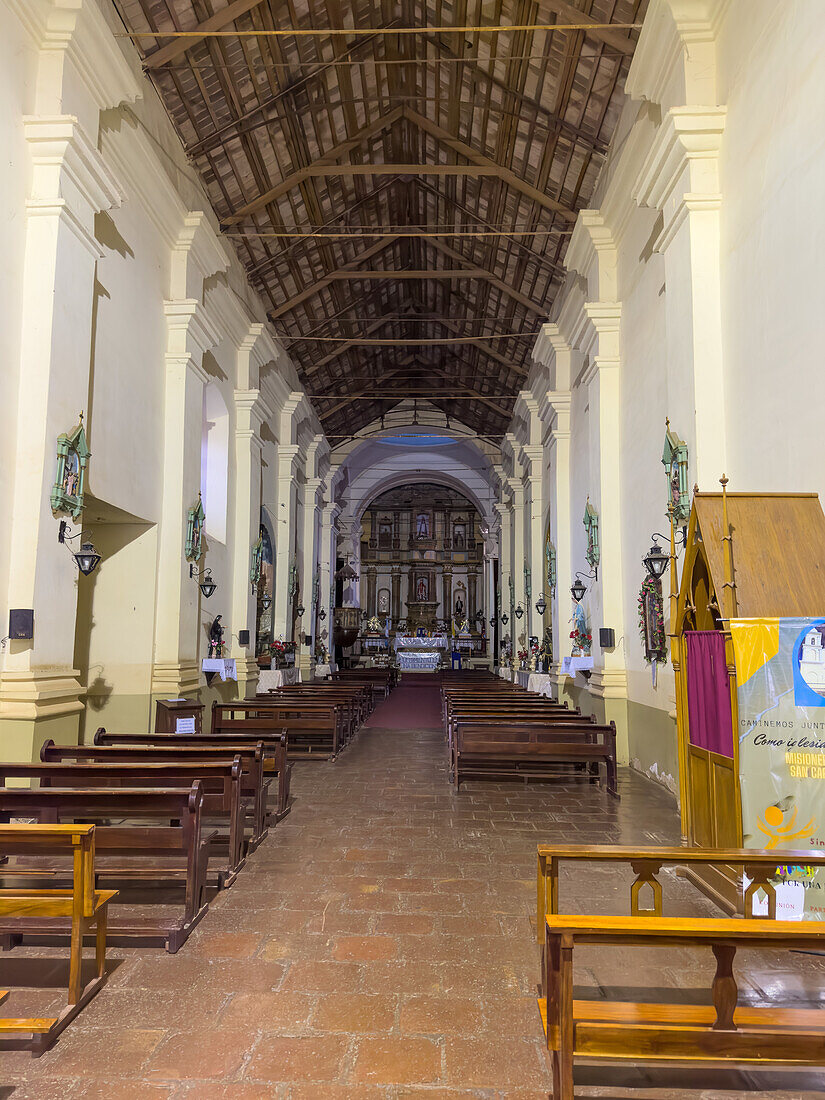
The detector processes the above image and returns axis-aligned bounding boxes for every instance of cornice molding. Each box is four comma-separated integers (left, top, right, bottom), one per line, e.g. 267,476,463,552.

634,106,726,215
24,115,125,216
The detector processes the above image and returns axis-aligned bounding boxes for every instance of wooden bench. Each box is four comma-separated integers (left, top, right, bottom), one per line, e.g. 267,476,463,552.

84,732,283,832
452,721,618,796
213,701,341,760
535,843,825,941
0,760,245,888
263,684,368,737
0,824,116,1049
0,784,210,952
540,913,825,1099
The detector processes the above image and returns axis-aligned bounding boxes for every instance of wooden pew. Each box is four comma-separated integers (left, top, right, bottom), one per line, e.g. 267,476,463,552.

212,701,341,760
0,760,245,888
266,683,370,733
540,913,825,1099
0,784,210,952
0,824,116,1049
84,732,284,830
535,843,825,943
452,721,618,796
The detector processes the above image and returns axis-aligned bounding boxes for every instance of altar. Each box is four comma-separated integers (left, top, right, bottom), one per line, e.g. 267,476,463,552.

394,633,448,672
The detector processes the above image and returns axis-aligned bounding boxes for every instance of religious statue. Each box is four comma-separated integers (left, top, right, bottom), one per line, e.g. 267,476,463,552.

208,615,225,658
416,576,428,601
454,596,464,618
416,512,430,538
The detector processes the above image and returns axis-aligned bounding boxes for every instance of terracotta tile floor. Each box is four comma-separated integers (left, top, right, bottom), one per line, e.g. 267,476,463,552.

4,722,825,1098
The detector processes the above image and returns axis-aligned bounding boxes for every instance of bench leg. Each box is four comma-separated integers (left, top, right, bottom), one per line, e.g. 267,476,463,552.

95,906,108,980
711,943,738,1031
68,912,83,1006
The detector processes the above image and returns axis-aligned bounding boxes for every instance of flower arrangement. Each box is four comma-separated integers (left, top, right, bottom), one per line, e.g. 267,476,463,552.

570,626,592,655
517,648,529,664
638,576,668,664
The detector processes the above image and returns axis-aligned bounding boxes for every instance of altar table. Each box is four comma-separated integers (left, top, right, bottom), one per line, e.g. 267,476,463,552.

258,667,302,692
394,634,448,651
399,651,440,671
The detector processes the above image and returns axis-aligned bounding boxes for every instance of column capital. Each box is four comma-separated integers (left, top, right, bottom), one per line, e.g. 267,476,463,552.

164,299,220,360
634,106,727,251
234,388,273,438
277,443,301,481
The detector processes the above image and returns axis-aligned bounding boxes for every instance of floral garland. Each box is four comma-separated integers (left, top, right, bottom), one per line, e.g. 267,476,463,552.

638,576,668,664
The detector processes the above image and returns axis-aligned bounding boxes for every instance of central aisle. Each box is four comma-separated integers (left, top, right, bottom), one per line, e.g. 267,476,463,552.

364,673,443,729
9,717,825,1096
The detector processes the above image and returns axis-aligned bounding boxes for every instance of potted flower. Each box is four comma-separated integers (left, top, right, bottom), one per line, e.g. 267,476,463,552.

270,639,286,669
517,648,529,670
570,626,592,656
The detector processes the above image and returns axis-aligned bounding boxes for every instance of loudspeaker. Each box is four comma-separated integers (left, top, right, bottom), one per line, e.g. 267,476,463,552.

238,629,250,646
9,609,34,640
304,633,312,646
599,627,615,649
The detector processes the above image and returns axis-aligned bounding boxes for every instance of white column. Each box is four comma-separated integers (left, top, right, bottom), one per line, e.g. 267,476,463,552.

229,388,269,696
298,476,323,678
523,442,545,641
318,499,340,662
546,392,573,674
496,500,512,668
509,478,526,650
273,445,300,642
0,117,125,757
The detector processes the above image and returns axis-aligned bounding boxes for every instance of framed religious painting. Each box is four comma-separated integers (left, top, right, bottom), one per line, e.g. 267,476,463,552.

50,414,91,520
662,420,690,525
583,498,600,576
414,510,432,539
185,493,206,562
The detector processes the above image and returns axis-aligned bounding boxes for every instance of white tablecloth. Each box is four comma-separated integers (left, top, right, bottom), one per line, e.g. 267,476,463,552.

201,658,237,682
560,655,594,675
497,666,513,681
517,671,554,694
314,663,337,679
399,651,440,671
395,635,448,651
258,667,302,692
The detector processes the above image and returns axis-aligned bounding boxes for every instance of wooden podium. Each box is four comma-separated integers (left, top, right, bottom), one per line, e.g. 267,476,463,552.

154,698,204,736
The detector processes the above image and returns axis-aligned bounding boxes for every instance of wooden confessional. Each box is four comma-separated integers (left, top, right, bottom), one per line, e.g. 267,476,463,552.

672,490,825,911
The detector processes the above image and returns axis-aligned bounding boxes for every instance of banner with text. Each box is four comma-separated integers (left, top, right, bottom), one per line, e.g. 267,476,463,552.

730,616,825,919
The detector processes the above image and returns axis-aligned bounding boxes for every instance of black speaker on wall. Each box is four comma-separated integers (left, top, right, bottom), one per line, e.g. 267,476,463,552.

9,609,34,640
238,629,250,646
599,627,615,649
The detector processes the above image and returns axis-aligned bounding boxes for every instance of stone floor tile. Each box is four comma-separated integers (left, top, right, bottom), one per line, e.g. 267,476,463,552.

311,991,397,1032
331,933,397,961
444,1035,551,1089
143,1028,255,1079
244,1034,350,1082
41,1026,165,1076
218,990,315,1030
399,994,485,1035
351,1035,442,1085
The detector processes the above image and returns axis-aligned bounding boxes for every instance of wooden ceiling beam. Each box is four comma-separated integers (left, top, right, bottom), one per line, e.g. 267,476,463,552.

542,1,636,55
144,0,266,69
403,108,576,222
323,268,490,278
425,236,547,317
222,107,404,225
318,360,414,421
267,235,399,319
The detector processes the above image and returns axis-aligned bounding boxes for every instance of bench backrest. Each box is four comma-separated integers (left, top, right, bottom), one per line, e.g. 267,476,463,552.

0,823,96,917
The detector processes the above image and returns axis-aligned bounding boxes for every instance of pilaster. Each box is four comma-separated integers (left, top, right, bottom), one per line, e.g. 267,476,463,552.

1,112,126,757
272,444,300,642
230,386,271,697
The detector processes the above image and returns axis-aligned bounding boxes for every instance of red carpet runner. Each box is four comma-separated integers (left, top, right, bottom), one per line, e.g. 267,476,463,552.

364,673,442,729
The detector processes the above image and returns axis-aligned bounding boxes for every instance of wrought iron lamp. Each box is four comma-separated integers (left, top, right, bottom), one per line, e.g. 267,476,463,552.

535,592,547,616
643,536,670,580
570,576,588,604
514,604,524,619
261,592,272,611
190,566,216,599
501,612,509,626
296,603,305,618
57,520,101,576
319,607,327,621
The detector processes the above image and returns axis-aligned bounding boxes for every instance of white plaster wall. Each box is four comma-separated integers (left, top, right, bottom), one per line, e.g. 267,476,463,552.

0,6,36,644
718,2,825,495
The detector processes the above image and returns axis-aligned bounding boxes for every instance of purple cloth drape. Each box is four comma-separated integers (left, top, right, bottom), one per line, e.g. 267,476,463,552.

685,631,734,759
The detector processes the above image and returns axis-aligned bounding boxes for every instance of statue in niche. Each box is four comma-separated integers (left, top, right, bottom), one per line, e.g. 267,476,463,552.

454,596,464,618
416,512,430,538
416,576,428,601
208,615,225,658
453,523,465,549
